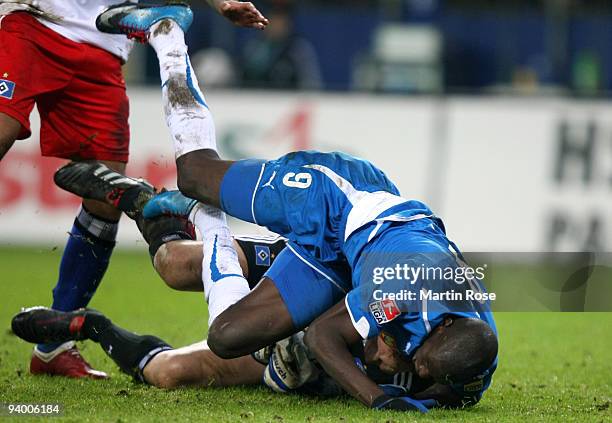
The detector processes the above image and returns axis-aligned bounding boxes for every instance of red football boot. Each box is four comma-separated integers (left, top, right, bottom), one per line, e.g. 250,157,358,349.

30,341,108,379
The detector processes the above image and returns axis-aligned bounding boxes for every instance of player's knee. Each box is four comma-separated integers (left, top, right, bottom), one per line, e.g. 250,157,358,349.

0,129,17,148
153,244,181,290
176,150,224,205
153,244,198,291
176,167,209,203
149,355,190,389
207,317,243,359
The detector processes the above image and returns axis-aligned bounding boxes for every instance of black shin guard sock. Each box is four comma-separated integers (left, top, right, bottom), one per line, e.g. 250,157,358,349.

81,311,113,342
83,313,172,380
97,325,172,380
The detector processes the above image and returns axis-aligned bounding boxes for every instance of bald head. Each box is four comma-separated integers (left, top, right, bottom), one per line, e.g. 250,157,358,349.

420,317,498,385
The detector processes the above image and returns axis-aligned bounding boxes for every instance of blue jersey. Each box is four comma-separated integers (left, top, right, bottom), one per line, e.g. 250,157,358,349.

220,150,433,263
346,220,498,401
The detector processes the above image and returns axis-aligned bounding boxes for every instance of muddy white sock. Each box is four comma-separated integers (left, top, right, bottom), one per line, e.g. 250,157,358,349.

149,19,217,158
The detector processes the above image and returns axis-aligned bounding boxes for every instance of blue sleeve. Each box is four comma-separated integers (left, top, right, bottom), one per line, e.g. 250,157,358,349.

345,289,380,339
345,284,419,342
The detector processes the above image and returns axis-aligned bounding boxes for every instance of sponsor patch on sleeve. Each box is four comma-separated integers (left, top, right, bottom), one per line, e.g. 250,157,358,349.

369,299,401,324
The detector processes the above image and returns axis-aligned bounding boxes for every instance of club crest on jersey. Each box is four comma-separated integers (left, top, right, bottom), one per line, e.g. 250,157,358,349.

369,299,401,324
0,79,15,100
255,245,271,266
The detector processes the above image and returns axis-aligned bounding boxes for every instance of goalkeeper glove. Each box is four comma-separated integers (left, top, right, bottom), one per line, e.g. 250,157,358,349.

262,332,319,393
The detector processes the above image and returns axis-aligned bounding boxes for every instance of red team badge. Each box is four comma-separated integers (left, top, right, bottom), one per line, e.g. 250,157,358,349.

369,299,401,324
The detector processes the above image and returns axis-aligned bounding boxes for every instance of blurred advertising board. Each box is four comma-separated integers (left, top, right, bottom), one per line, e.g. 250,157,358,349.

0,90,610,252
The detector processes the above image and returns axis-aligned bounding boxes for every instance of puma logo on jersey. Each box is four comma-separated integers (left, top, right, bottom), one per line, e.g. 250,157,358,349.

262,170,277,189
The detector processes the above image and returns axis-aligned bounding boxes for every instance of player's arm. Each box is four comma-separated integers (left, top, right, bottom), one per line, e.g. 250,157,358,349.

192,0,268,29
305,301,435,412
304,300,385,407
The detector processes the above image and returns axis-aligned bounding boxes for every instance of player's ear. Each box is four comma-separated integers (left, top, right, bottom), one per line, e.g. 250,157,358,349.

441,316,454,327
414,358,430,379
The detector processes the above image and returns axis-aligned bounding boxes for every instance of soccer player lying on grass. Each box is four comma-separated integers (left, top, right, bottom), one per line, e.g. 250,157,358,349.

12,303,477,411
34,4,499,412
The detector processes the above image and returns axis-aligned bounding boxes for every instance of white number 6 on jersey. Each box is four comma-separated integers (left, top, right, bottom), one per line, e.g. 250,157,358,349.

282,172,312,189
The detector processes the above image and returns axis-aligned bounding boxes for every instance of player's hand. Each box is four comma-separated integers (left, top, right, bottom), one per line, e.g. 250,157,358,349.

263,332,319,392
218,1,269,30
372,394,437,413
379,383,408,397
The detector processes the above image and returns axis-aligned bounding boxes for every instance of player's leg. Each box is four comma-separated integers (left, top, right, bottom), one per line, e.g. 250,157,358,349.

112,219,285,293
51,161,289,294
142,16,258,323
33,160,125,375
0,113,20,159
13,307,171,380
143,342,264,388
0,12,119,377
45,159,124,333
147,19,230,206
31,33,131,375
12,307,264,388
95,4,227,203
153,239,249,292
208,246,350,359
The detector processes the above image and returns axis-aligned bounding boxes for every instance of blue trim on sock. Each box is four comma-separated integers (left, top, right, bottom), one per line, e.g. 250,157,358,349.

268,362,290,392
185,54,208,108
210,235,243,282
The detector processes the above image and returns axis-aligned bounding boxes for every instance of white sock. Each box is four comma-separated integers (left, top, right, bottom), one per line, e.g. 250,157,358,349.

191,204,250,327
149,21,246,325
148,20,216,158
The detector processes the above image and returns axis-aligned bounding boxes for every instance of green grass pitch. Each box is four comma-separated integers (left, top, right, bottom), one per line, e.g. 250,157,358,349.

0,246,610,422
